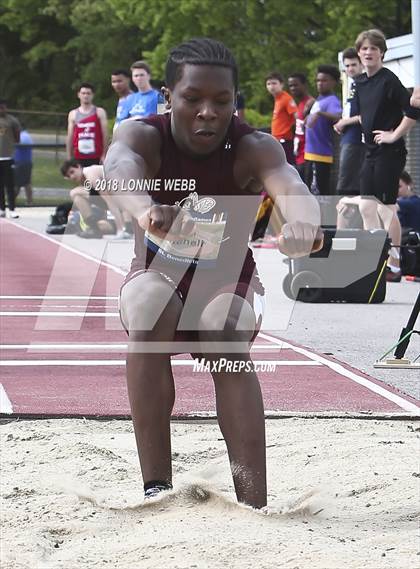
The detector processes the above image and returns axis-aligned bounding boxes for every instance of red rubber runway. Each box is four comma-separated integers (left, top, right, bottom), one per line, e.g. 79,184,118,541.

1,220,419,417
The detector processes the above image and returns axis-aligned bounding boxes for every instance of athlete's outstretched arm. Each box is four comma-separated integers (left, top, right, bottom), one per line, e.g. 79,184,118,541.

104,121,193,237
248,132,322,256
103,121,155,219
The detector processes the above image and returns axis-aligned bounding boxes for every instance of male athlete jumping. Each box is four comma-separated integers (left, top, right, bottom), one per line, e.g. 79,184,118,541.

104,38,322,509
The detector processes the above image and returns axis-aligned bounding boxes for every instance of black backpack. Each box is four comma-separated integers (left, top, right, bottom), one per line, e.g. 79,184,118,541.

46,202,73,234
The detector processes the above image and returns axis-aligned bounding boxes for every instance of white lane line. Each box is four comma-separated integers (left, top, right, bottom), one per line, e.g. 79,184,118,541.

0,343,284,351
0,312,120,317
0,296,118,300
0,384,13,414
3,221,126,276
0,360,321,367
1,344,129,350
259,332,420,413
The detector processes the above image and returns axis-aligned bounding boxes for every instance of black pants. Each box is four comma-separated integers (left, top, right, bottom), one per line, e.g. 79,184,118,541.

360,145,406,205
304,160,331,195
0,159,15,211
337,143,365,196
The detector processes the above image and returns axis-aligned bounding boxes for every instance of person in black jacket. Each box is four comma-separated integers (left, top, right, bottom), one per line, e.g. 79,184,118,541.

334,29,419,282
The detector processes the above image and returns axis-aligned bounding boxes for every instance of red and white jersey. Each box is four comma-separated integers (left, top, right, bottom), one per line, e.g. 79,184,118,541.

72,106,103,160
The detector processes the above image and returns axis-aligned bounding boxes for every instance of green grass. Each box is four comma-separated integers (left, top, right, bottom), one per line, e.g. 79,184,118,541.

15,153,73,207
32,154,73,189
16,196,71,207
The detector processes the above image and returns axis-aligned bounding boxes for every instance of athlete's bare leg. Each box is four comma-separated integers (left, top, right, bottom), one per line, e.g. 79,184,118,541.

198,293,267,509
101,194,125,232
120,272,183,486
69,187,93,220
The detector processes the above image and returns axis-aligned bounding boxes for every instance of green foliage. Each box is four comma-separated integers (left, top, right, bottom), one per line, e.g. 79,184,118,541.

244,108,271,129
0,0,412,117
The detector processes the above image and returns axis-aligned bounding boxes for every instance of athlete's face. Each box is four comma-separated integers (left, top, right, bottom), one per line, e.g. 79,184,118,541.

132,69,151,91
78,88,94,105
111,74,130,96
343,57,363,79
66,166,83,182
266,79,283,97
358,40,383,72
316,73,336,95
287,77,305,99
169,64,236,157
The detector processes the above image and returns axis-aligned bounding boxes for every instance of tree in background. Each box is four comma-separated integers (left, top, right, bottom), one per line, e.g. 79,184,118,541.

0,0,412,124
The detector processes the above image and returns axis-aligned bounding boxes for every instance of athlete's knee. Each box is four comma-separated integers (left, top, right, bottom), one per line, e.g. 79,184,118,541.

121,278,181,332
70,187,85,200
199,296,255,343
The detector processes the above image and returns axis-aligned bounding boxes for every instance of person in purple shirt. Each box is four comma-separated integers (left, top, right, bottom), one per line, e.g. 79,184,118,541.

304,65,342,195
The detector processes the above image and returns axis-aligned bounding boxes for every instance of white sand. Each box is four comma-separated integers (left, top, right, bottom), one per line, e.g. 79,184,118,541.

1,417,419,569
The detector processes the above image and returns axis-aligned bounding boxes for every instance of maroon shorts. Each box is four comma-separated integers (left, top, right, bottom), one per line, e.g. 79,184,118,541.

120,267,265,344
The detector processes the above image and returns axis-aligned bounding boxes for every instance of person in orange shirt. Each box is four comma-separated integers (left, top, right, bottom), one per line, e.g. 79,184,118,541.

266,72,297,164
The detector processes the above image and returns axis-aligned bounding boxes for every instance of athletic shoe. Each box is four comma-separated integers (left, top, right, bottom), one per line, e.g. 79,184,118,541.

386,267,402,283
9,211,19,219
0,210,5,218
78,227,102,239
144,481,172,500
108,230,132,240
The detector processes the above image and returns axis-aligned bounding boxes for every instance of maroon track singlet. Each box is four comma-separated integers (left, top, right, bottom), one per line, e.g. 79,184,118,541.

126,113,264,297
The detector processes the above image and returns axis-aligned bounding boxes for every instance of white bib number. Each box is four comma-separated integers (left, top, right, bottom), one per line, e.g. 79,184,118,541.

78,138,95,155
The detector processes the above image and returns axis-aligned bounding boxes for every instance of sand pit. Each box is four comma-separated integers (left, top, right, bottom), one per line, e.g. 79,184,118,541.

1,417,419,568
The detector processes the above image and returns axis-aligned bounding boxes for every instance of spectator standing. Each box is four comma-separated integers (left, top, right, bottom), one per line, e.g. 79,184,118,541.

116,61,164,125
111,69,133,131
288,73,315,180
335,29,419,281
0,99,20,218
304,65,342,195
335,48,364,196
66,83,108,166
266,72,297,164
14,124,33,205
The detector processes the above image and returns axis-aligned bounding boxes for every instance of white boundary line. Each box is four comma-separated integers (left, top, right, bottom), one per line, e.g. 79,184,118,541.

0,343,283,351
259,332,420,414
0,296,118,300
0,312,120,317
0,359,321,367
0,384,13,414
3,221,126,276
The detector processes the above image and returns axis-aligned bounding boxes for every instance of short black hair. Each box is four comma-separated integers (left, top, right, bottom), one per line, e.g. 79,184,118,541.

317,65,341,82
111,69,130,78
165,38,238,91
265,72,284,83
400,170,413,186
288,73,308,84
342,47,360,62
78,82,95,92
60,159,81,177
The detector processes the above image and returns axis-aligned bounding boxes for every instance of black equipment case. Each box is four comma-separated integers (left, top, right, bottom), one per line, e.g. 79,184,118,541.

282,228,390,303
